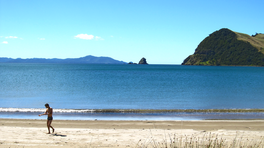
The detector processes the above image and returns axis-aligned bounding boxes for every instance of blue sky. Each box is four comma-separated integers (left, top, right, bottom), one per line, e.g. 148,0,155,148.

0,0,263,64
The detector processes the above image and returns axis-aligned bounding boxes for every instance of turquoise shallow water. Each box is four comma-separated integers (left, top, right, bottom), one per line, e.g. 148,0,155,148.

1,63,264,120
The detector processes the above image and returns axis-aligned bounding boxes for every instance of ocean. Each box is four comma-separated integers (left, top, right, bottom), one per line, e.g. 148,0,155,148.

1,63,264,120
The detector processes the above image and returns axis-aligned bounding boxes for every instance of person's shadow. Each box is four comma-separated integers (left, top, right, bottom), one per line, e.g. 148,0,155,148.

52,133,67,137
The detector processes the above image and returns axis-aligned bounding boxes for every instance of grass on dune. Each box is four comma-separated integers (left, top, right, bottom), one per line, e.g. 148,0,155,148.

136,132,264,148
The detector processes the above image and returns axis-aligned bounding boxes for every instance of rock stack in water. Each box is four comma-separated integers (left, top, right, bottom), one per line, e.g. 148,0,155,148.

138,57,148,64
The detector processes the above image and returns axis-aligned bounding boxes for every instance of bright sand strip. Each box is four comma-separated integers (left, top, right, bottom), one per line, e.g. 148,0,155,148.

0,119,264,148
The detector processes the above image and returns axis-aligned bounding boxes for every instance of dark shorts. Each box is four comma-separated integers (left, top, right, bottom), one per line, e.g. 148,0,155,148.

47,117,53,121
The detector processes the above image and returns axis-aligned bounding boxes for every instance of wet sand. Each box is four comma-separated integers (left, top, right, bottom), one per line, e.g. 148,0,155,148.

1,119,264,147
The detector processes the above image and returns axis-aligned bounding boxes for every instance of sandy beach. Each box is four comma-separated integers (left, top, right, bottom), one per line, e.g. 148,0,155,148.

1,119,264,148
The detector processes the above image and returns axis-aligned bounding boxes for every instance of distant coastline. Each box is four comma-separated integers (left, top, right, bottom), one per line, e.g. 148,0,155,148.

0,55,127,64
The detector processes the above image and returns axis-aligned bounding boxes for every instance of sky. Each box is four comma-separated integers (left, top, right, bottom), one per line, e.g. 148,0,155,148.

0,0,263,64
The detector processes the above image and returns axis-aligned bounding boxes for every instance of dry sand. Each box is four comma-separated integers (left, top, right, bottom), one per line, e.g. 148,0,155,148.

0,119,264,148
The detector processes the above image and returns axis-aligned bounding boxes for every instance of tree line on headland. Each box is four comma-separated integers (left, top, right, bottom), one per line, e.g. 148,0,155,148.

182,28,264,66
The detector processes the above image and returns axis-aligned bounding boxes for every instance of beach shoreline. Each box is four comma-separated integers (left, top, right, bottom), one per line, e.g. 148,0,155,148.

1,119,264,147
2,110,264,121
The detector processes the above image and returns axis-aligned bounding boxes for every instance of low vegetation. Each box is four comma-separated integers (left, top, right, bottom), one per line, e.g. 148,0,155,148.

136,132,264,148
236,32,264,53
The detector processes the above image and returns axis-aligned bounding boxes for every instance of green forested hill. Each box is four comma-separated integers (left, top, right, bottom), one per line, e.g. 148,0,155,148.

182,28,264,66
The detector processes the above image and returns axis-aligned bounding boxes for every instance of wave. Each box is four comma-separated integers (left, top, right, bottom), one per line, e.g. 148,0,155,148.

1,108,264,113
0,108,95,113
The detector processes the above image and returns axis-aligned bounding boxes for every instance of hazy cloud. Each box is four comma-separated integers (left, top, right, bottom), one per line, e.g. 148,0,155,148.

75,34,94,40
5,36,18,39
2,41,8,44
95,36,104,40
40,38,45,40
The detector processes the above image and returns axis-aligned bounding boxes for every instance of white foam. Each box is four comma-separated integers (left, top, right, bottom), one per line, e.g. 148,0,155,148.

0,108,95,113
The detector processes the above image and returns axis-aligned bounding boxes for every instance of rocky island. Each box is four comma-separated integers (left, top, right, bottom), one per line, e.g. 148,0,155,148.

138,57,148,64
182,28,264,66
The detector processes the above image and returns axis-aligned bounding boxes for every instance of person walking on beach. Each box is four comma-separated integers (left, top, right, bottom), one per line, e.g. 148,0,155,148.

39,103,55,134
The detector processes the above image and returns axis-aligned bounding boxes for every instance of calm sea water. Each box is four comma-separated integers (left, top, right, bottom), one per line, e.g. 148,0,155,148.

1,63,264,120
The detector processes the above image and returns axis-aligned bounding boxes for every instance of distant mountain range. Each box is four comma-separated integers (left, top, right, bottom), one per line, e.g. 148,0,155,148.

0,55,127,64
182,28,264,66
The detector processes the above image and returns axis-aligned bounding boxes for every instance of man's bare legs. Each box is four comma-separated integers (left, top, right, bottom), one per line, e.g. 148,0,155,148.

47,120,55,134
39,104,55,134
